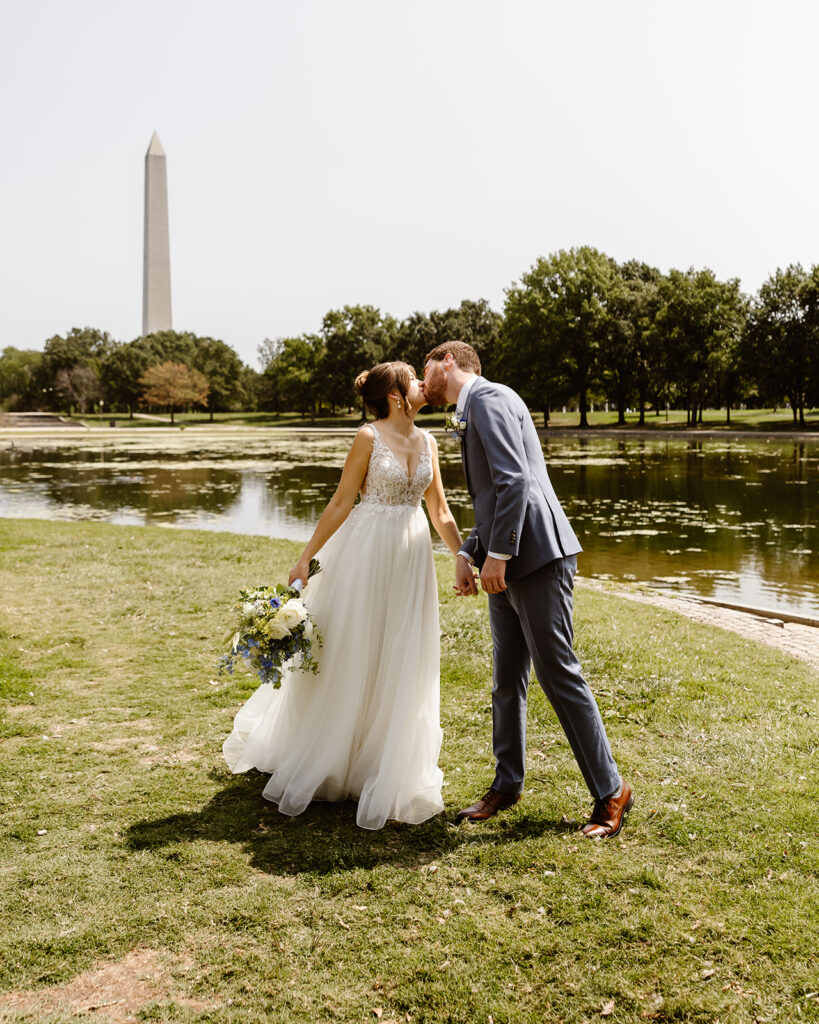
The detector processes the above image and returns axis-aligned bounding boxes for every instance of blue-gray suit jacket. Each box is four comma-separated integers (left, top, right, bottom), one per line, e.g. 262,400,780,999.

459,378,581,581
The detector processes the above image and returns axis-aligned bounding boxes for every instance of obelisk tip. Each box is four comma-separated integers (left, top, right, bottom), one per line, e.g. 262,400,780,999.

146,131,165,158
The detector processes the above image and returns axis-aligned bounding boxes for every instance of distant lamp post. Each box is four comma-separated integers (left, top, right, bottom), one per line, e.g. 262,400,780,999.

99,399,104,425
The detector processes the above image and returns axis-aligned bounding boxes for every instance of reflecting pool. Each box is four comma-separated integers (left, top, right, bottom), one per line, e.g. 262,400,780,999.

1,429,816,618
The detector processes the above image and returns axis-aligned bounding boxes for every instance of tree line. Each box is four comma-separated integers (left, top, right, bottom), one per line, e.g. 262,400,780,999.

2,247,817,425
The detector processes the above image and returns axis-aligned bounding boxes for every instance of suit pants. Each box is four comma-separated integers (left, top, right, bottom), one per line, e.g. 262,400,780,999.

488,554,620,801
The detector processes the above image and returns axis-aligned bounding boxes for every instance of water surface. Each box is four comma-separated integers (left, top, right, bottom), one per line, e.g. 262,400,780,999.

1,430,816,618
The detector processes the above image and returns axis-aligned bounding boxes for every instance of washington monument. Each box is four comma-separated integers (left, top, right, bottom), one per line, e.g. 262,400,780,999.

142,132,172,335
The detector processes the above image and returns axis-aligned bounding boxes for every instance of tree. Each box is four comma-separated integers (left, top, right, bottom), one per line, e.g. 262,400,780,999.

599,261,662,425
191,337,245,421
320,306,398,413
259,335,323,416
393,299,502,379
0,347,43,411
239,365,261,412
746,265,812,426
54,365,101,414
139,361,209,424
100,342,151,417
501,247,614,426
137,330,198,370
801,264,819,413
40,327,115,408
393,312,440,376
708,295,749,425
497,285,567,423
652,268,744,424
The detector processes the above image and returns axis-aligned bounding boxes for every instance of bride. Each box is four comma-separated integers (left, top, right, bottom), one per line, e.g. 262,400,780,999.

222,361,465,829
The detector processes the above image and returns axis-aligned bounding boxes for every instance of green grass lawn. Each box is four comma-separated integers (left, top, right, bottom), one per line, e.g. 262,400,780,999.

66,406,819,432
1,520,817,1023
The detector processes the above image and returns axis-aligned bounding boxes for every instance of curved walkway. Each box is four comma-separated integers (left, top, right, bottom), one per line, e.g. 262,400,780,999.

579,578,819,671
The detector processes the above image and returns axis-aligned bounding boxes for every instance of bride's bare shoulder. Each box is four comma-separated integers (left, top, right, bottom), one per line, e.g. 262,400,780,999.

353,424,376,449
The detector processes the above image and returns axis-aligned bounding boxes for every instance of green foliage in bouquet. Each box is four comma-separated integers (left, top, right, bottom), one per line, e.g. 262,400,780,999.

219,559,322,687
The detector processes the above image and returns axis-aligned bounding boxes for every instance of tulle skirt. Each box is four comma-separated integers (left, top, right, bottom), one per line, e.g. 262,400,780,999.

222,501,444,829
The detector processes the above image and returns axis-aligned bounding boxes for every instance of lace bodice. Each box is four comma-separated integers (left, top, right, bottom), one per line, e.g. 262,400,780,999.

359,424,433,508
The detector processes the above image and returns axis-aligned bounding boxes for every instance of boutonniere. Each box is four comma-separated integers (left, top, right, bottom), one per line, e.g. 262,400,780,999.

445,411,467,440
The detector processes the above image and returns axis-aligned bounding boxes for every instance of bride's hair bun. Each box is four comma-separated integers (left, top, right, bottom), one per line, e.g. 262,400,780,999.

353,361,414,420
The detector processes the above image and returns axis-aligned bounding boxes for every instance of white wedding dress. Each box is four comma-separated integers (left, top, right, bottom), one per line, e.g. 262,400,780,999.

222,424,444,830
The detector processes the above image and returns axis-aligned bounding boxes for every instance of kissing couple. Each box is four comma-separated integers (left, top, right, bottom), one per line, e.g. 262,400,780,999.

223,342,633,838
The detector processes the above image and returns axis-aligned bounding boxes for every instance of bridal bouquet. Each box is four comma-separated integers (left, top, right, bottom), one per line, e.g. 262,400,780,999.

218,559,323,687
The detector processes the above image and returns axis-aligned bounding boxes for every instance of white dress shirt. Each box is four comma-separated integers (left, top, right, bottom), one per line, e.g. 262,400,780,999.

454,376,511,564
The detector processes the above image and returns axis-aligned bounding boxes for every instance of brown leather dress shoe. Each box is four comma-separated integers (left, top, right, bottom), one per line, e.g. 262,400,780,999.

581,780,634,839
457,788,521,822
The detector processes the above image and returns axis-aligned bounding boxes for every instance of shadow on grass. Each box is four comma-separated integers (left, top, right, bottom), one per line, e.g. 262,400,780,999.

125,771,576,876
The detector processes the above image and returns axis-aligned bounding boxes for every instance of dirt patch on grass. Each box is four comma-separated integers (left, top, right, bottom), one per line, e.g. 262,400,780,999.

139,748,200,768
3,947,216,1022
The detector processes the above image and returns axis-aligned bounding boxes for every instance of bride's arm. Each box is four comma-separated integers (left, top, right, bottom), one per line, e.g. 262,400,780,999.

288,426,373,584
424,433,463,556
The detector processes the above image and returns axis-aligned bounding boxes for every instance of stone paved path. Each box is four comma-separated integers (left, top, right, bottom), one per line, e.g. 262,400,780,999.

579,578,819,672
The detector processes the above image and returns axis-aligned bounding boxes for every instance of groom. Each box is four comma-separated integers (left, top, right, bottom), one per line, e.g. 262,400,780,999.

421,342,633,838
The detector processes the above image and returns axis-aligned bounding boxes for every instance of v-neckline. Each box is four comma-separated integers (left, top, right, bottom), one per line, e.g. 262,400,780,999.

371,423,426,485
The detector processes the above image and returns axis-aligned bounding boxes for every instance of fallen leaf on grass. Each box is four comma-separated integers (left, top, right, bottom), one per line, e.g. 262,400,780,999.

702,968,716,979
601,999,616,1016
372,1009,383,1019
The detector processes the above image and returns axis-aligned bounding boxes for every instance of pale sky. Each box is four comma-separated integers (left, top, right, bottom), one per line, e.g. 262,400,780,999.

2,0,818,367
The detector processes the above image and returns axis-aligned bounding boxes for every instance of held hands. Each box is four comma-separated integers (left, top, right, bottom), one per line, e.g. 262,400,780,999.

454,553,479,596
454,554,508,596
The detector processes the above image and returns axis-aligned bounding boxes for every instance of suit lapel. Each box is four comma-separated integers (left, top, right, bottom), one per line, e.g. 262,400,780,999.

459,376,485,488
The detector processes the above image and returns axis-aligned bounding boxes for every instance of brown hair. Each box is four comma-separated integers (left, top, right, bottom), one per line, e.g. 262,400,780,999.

354,361,414,420
424,340,481,374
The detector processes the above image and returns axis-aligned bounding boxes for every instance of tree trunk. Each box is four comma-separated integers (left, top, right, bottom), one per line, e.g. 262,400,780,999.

725,403,731,425
578,388,589,429
170,406,175,425
638,389,645,426
543,403,550,426
209,407,214,423
617,398,626,426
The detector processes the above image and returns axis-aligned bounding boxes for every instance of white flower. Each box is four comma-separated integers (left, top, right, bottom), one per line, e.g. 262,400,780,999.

445,411,467,439
242,602,255,617
267,620,292,640
303,619,314,639
279,598,307,629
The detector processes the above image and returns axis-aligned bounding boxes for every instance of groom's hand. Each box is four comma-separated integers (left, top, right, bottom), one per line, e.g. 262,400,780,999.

480,556,508,594
454,554,479,596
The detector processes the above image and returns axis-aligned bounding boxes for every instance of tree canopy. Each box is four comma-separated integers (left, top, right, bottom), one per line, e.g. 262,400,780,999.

139,361,209,424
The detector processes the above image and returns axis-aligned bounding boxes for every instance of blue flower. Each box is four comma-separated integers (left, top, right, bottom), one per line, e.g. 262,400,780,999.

445,411,467,439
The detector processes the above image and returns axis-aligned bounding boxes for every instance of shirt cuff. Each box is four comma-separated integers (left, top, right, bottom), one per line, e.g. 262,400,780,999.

456,550,474,564
488,551,512,561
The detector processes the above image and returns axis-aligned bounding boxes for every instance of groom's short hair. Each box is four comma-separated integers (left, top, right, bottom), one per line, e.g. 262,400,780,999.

424,341,481,375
